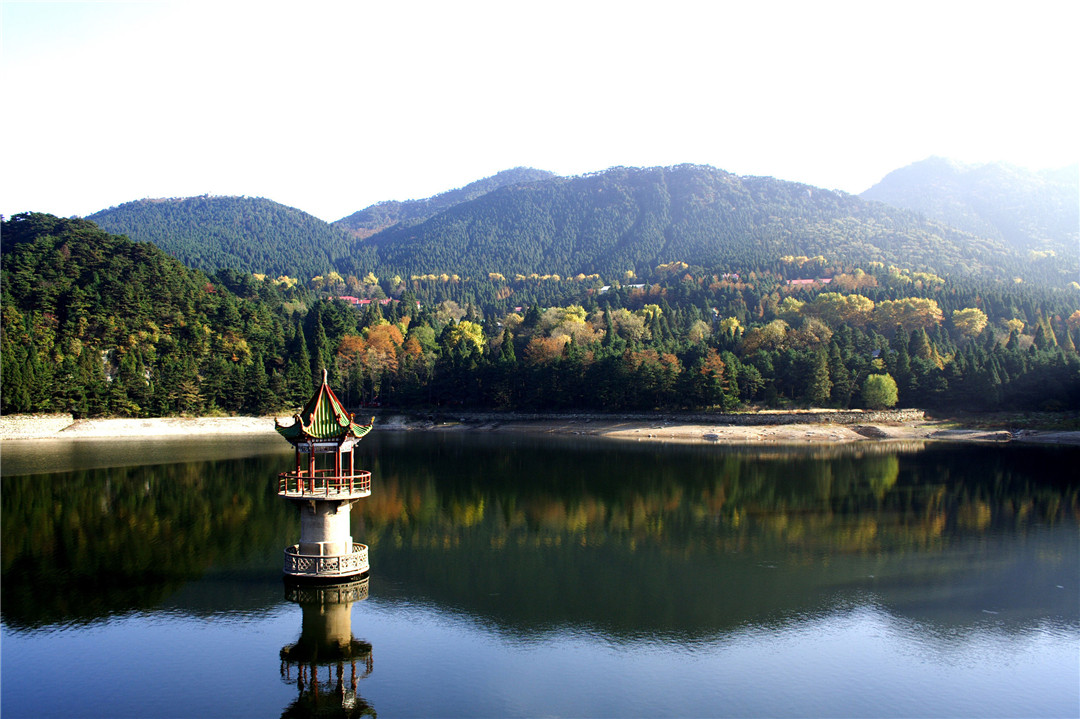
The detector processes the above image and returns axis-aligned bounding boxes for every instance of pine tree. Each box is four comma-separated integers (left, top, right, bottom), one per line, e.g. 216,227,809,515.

805,348,832,407
1033,324,1049,351
909,328,932,360
244,354,272,414
499,331,517,365
78,343,108,416
890,339,914,403
309,305,333,387
1061,325,1076,353
1,342,29,413
827,342,853,407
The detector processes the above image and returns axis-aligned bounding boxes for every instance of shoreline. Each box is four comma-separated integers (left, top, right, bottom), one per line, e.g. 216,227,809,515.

1,411,1077,446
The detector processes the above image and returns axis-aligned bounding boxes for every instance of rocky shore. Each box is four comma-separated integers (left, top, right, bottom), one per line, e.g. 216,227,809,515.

2,410,1077,445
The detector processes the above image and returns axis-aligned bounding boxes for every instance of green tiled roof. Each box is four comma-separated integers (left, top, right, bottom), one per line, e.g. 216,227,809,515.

275,370,374,444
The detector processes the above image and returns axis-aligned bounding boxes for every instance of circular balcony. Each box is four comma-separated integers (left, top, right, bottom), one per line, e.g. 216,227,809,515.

284,543,369,578
278,470,371,500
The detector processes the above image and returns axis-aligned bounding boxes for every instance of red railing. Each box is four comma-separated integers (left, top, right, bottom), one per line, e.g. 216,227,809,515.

278,470,372,498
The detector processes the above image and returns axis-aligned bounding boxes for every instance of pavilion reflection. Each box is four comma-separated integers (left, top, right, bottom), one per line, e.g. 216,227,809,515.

279,576,375,719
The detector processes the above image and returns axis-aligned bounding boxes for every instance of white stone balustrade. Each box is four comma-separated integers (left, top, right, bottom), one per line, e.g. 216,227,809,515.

283,543,369,578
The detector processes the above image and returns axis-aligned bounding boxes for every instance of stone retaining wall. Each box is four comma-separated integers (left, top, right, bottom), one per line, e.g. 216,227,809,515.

381,409,925,427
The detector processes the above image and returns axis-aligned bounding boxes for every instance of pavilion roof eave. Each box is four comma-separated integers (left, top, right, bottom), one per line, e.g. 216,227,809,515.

274,369,374,444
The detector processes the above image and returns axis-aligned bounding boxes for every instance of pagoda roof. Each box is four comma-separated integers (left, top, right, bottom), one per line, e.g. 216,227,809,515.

275,370,373,444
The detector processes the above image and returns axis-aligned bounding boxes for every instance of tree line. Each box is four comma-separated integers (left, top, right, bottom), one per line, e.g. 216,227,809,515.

2,213,1078,418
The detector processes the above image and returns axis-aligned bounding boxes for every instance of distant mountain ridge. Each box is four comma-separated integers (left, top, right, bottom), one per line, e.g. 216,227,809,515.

334,167,557,238
88,195,357,278
860,157,1079,256
342,163,1018,280
82,162,1079,286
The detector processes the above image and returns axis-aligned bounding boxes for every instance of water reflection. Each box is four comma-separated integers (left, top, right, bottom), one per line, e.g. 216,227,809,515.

279,577,374,719
0,452,296,628
1,436,1077,718
1,435,1076,638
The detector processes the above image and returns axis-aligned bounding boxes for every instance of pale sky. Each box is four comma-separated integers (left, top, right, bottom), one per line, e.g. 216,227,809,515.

2,0,1077,223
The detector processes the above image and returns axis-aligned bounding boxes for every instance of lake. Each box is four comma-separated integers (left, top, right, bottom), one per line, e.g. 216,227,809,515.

2,432,1077,718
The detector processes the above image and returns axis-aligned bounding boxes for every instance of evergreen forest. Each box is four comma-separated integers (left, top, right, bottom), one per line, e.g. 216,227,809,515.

85,164,1078,288
3,201,1079,419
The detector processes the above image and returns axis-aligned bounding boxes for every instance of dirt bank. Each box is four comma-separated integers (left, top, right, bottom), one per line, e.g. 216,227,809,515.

4,411,1076,446
0,413,278,441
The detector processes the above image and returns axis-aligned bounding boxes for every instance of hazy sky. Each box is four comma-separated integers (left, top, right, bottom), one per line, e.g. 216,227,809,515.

2,1,1076,222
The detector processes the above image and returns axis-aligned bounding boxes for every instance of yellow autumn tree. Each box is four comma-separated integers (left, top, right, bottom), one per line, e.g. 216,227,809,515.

809,293,874,328
740,319,790,355
952,308,989,338
874,298,943,334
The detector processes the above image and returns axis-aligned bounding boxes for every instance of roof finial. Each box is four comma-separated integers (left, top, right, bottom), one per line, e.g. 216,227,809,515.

322,368,328,385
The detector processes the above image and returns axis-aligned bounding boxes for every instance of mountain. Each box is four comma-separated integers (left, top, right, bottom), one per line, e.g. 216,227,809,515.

860,157,1079,257
0,212,298,416
4,212,1078,419
333,167,557,238
87,195,363,279
80,162,1076,287
346,164,1020,280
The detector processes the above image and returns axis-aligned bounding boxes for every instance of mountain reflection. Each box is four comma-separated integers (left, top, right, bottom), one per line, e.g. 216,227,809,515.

0,453,296,628
2,435,1076,640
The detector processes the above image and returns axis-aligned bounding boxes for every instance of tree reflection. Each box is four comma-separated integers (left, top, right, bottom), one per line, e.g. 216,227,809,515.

355,437,1077,557
2,436,1076,636
1,454,295,628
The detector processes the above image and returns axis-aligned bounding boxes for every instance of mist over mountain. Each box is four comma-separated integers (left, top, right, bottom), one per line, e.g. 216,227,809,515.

860,157,1079,257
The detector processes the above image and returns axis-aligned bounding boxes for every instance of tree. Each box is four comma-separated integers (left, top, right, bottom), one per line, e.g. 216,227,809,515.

308,304,335,386
952,308,989,339
827,343,854,407
809,292,874,328
804,348,832,406
861,373,899,409
442,320,486,358
243,354,273,414
874,298,944,334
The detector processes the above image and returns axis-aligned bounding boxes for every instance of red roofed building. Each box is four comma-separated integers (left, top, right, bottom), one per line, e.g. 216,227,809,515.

786,278,832,286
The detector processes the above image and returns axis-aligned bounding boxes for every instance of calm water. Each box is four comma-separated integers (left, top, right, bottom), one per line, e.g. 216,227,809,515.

1,432,1077,718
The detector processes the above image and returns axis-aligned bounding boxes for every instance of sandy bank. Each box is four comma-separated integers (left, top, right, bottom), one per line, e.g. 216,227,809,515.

0,413,279,440
2,412,1077,446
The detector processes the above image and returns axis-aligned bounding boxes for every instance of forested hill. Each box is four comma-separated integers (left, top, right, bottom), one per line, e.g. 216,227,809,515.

345,164,1021,280
88,195,365,278
0,212,313,416
78,163,1076,287
860,158,1079,258
4,211,1079,420
334,167,556,238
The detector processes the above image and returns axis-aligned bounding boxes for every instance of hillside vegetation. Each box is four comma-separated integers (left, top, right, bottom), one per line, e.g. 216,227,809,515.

3,212,1078,419
334,166,556,238
1,213,313,416
351,164,1022,280
861,157,1079,260
88,195,364,278
80,163,1076,290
